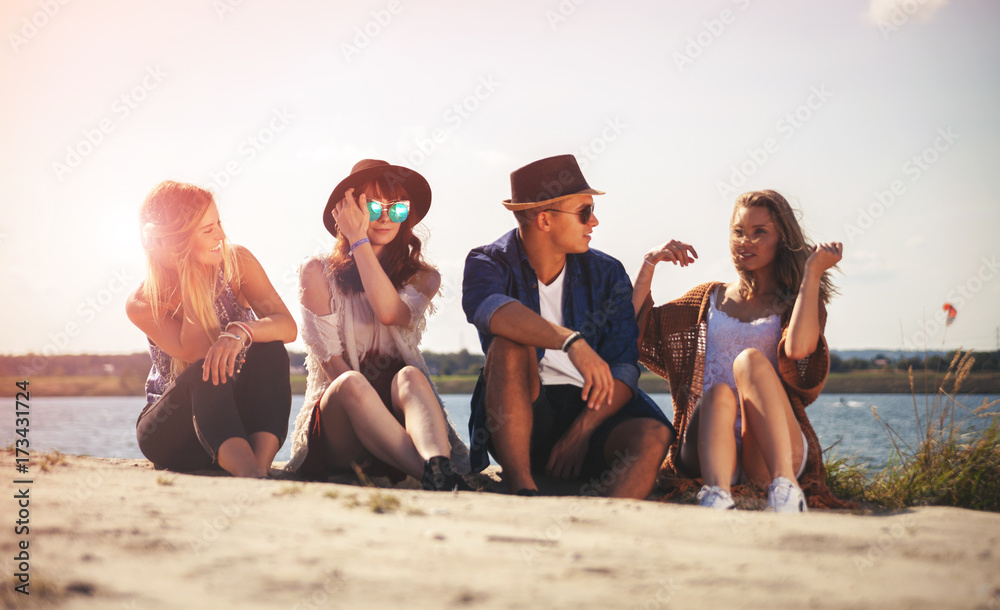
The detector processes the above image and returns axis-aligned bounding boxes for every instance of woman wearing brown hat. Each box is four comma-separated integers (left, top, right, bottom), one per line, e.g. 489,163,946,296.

285,160,470,490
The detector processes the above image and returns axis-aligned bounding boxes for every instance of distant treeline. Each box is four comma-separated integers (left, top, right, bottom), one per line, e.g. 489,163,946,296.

2,349,996,377
831,351,1000,372
0,349,487,378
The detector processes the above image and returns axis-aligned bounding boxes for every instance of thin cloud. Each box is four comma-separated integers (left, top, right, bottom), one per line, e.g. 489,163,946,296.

866,0,950,24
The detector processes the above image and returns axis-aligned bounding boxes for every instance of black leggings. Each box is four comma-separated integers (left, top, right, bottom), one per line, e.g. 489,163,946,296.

136,341,291,471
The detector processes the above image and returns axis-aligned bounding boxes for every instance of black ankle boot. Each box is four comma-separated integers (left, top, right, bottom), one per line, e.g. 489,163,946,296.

422,456,449,491
422,456,471,492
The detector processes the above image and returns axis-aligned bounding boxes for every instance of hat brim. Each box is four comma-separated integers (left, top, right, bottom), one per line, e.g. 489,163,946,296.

502,188,604,211
323,164,431,237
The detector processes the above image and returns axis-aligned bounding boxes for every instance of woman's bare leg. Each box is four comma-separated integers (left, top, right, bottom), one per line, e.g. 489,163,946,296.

248,432,280,474
217,438,267,478
320,371,424,479
734,348,804,486
680,383,739,490
390,366,451,459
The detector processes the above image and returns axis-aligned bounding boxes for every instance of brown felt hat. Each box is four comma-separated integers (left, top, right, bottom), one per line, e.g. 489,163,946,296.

323,159,431,237
502,154,604,211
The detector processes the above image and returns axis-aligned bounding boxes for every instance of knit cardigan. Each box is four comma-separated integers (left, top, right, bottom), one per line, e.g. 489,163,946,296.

637,281,853,509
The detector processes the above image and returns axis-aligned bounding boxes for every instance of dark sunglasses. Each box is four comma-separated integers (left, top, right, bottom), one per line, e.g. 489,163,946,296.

367,199,410,223
542,204,594,224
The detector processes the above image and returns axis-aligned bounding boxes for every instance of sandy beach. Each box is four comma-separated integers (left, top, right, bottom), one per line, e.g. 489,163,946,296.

2,450,999,610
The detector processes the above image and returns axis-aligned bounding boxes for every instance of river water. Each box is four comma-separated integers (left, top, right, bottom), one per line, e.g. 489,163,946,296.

7,393,998,472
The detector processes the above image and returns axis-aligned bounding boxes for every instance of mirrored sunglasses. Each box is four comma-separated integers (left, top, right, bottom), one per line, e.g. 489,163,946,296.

368,199,410,223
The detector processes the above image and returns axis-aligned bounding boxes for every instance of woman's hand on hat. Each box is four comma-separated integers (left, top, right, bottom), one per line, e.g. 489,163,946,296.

644,240,698,268
805,241,843,274
332,187,371,243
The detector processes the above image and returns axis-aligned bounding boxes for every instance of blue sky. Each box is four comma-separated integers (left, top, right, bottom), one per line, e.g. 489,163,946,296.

2,0,998,359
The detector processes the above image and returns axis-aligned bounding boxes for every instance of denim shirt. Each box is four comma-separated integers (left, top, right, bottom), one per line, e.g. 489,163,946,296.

462,228,640,394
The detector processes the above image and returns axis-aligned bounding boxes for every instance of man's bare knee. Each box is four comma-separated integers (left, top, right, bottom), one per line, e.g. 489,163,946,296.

483,336,538,393
484,337,532,373
605,418,669,463
644,419,672,449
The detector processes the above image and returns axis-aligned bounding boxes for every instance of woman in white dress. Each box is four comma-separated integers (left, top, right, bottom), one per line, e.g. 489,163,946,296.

632,189,843,511
286,160,469,490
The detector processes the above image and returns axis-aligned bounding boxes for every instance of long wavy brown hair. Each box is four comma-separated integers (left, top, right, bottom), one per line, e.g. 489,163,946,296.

731,189,837,306
327,177,433,293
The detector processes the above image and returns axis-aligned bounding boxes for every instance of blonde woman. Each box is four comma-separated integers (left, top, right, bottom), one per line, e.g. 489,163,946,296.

127,181,296,478
634,189,851,511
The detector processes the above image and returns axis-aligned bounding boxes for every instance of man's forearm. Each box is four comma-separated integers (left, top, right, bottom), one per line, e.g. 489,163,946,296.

567,380,633,436
488,301,575,350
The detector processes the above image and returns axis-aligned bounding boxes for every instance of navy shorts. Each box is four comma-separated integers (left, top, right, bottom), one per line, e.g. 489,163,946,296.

474,382,673,477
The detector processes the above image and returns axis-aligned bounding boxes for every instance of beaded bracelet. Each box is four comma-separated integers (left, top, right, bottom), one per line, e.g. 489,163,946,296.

349,237,370,256
226,322,253,347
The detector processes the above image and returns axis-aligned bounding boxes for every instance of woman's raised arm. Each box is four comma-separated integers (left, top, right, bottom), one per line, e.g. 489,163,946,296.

784,242,841,360
631,239,699,318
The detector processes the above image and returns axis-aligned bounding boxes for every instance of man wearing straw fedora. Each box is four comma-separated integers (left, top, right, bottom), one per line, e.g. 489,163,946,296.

462,154,674,499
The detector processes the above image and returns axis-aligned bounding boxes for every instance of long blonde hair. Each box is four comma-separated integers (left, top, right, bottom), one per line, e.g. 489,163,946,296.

139,181,239,375
731,189,836,306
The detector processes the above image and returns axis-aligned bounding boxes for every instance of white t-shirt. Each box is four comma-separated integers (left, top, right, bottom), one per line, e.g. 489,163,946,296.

537,265,585,387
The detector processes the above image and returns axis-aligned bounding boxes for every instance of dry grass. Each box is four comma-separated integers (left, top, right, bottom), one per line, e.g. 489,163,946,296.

38,450,67,472
272,483,303,497
367,492,401,514
825,351,1000,512
0,573,70,606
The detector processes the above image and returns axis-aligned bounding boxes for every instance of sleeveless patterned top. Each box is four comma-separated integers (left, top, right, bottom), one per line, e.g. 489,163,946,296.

143,270,256,405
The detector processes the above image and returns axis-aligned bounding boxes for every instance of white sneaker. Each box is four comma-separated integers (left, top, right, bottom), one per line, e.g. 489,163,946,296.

696,485,735,510
765,477,808,513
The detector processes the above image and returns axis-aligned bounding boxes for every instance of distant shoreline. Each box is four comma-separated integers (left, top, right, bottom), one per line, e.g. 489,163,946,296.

4,370,999,397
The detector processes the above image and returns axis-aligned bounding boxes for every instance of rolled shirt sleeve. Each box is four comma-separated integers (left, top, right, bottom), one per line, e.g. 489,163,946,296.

610,362,640,396
471,293,517,337
591,268,641,397
463,242,516,341
462,230,643,399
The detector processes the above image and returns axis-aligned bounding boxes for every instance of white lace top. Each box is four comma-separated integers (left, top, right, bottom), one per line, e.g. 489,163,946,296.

285,255,470,474
703,287,781,435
